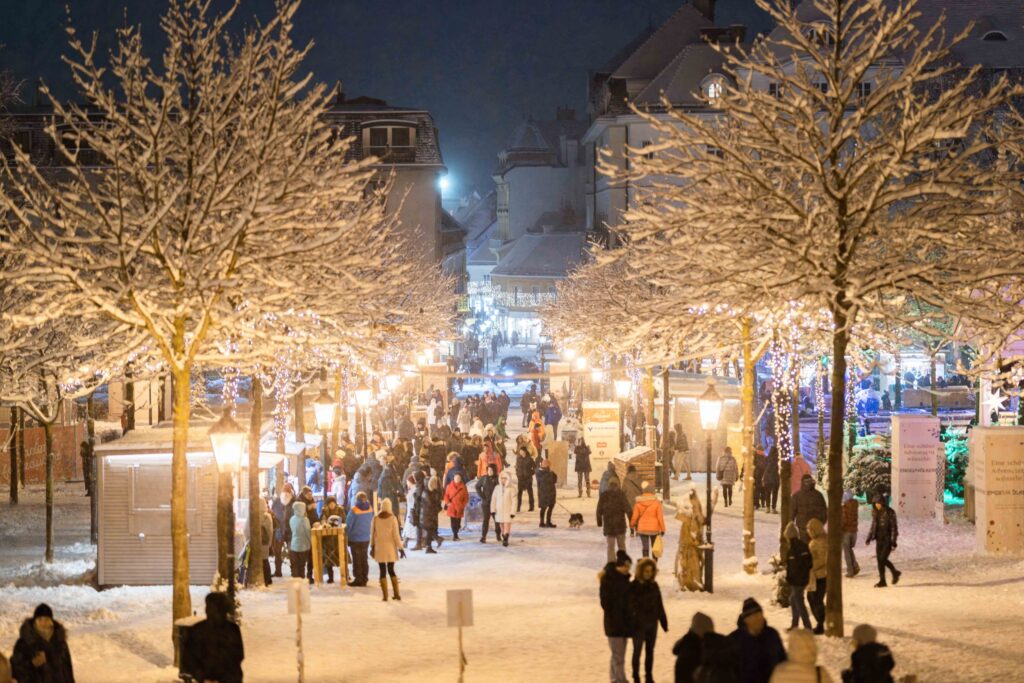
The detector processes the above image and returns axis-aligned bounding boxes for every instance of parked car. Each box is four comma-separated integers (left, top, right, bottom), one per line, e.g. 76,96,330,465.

498,356,540,380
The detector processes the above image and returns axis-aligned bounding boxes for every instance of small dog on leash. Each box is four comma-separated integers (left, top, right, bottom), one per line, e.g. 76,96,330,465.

568,513,584,529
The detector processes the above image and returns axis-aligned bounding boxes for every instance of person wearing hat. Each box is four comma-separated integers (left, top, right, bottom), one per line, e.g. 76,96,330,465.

536,458,559,528
791,474,827,542
865,493,901,588
673,612,715,683
11,604,75,683
347,491,375,585
181,592,243,683
784,522,813,631
599,550,634,683
842,624,895,683
630,482,666,560
729,597,786,683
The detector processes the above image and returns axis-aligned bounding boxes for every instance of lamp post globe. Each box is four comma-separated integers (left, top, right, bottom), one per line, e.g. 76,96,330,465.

208,410,245,613
209,411,246,473
312,387,337,433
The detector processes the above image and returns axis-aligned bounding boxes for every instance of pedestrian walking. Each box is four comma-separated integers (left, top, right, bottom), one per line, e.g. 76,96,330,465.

789,454,813,496
443,473,469,540
11,604,75,683
784,522,813,631
378,456,404,518
270,482,294,577
575,438,593,497
630,483,666,560
536,459,558,527
630,558,669,683
791,474,827,542
596,479,632,563
371,498,404,601
476,440,503,478
865,494,901,588
259,498,274,586
289,500,313,584
181,593,243,683
346,492,374,586
728,598,786,683
318,496,344,584
491,470,516,546
419,476,444,553
806,519,828,634
599,461,621,495
762,447,780,514
545,397,563,440
622,465,644,510
769,629,835,683
842,491,861,578
673,612,715,683
672,424,692,480
515,443,537,512
476,464,503,543
753,448,768,510
716,447,739,508
599,550,634,683
841,624,895,683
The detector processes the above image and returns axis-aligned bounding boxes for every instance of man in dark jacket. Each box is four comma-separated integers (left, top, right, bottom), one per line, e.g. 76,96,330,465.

574,438,592,497
866,493,901,588
790,474,827,541
599,550,633,683
536,459,558,527
270,483,295,577
475,464,501,543
843,624,895,683
784,522,813,630
515,445,536,512
11,604,75,683
596,479,632,563
728,598,786,683
630,558,668,683
181,592,243,683
599,461,621,495
752,448,768,510
673,612,714,683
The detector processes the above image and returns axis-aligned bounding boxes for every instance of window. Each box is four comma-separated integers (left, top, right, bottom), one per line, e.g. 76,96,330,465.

641,140,654,160
982,31,1008,42
812,81,829,95
702,75,726,103
705,145,724,159
855,82,873,100
128,464,201,536
768,82,782,99
362,124,417,162
805,22,835,47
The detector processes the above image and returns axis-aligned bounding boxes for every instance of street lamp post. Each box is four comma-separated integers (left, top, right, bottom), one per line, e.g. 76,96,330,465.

614,378,631,452
313,386,337,483
209,411,246,613
574,356,587,414
591,368,605,402
698,379,723,593
562,349,576,412
385,374,401,442
354,382,372,459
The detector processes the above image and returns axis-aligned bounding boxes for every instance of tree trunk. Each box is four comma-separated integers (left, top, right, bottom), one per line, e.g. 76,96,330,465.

791,383,801,456
929,353,938,417
125,365,136,432
779,458,792,558
44,417,55,563
661,367,671,502
741,319,756,573
17,408,25,488
816,362,826,468
246,376,265,588
825,314,849,637
88,394,98,544
294,387,305,444
330,371,343,458
171,365,193,627
9,407,18,505
894,352,902,410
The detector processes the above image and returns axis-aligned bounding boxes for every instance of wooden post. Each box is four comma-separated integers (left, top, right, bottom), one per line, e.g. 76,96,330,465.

779,458,792,559
741,318,757,573
311,529,323,586
246,376,265,588
8,407,17,505
17,408,25,488
125,365,135,432
661,367,671,502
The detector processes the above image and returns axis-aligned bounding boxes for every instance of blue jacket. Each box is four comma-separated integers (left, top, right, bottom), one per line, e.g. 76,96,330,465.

444,460,468,488
346,501,374,543
545,404,562,427
289,501,312,552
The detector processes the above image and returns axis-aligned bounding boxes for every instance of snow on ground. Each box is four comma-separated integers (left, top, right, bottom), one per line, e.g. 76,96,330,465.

2,477,1023,682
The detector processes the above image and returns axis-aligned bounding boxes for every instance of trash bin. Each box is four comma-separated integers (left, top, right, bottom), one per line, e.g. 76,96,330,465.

173,615,203,675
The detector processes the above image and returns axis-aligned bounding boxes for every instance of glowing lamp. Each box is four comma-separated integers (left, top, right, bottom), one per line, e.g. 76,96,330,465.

354,382,372,406
575,357,588,371
698,379,723,432
614,378,631,400
591,369,605,383
562,348,577,361
208,411,246,472
312,387,336,432
385,374,402,391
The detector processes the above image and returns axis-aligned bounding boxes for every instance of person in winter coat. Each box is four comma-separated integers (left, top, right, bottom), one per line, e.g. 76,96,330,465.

790,454,813,496
545,397,563,440
753,449,768,510
762,448,781,514
599,461,621,495
350,465,374,505
676,490,706,592
599,550,634,683
398,413,417,442
536,459,558,527
515,445,537,512
842,624,895,683
630,558,669,683
769,629,834,683
841,491,861,578
318,496,345,584
346,492,374,586
672,424,692,481
784,522,813,631
728,598,787,683
575,438,593,497
674,612,715,683
402,476,420,548
257,499,275,587
630,483,666,560
622,465,644,511
329,465,348,512
716,447,740,507
477,440,503,478
596,479,632,563
444,453,468,489
419,476,444,553
491,470,517,546
443,473,470,540
694,632,739,683
270,482,295,577
476,464,502,543
378,458,404,518
289,501,313,583
806,519,828,634
865,494,900,588
371,498,404,601
299,485,319,528
791,475,827,542
11,604,75,683
181,593,243,683
457,401,473,434
529,411,546,456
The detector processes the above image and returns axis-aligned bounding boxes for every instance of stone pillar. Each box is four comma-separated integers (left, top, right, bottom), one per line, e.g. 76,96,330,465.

970,426,1024,554
890,414,943,520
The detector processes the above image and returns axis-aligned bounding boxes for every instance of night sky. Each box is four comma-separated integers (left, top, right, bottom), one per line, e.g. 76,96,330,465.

0,0,772,194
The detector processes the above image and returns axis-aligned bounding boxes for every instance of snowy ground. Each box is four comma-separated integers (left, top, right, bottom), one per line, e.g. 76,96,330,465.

2,478,1023,682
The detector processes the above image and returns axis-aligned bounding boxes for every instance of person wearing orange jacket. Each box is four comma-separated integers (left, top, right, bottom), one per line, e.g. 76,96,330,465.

476,439,503,478
630,482,666,561
529,410,546,457
443,473,469,541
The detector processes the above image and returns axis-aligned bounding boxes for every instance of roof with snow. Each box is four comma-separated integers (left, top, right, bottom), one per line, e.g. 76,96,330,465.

634,42,733,107
611,2,715,81
324,93,444,167
490,233,587,279
495,112,588,175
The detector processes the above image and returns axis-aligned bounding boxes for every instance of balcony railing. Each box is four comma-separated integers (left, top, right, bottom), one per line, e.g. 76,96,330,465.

366,145,417,163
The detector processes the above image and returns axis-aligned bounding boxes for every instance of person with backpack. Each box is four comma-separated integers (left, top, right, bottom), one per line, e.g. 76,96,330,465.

784,522,813,631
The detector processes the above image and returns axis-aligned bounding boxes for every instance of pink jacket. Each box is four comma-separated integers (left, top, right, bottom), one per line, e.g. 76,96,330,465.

790,456,812,495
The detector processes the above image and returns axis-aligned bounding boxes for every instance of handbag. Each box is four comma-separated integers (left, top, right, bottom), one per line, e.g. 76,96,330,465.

652,534,664,559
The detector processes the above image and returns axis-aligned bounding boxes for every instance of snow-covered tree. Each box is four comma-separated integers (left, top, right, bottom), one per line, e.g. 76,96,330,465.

606,0,1022,635
0,0,423,626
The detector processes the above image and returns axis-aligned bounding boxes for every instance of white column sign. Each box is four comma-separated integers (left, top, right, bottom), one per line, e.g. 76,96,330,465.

971,426,1024,555
891,415,942,520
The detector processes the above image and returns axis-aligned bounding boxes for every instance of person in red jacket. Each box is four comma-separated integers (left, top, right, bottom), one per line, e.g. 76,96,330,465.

443,473,469,541
630,483,666,561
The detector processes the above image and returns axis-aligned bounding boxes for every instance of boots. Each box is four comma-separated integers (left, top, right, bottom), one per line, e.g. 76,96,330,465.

502,533,509,547
390,575,401,601
380,578,389,601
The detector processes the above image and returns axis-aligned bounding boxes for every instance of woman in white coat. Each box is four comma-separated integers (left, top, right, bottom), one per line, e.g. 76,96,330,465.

769,628,835,683
491,470,517,547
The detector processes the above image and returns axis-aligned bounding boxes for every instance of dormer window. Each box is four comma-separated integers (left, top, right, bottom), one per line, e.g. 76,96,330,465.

982,31,1008,41
702,75,726,103
805,22,836,47
362,122,417,162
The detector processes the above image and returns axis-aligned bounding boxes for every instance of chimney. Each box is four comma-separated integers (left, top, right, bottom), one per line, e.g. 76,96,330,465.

693,0,715,21
556,106,576,121
334,80,345,106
